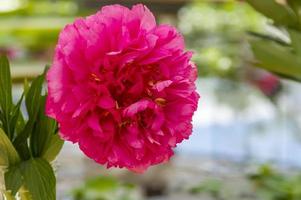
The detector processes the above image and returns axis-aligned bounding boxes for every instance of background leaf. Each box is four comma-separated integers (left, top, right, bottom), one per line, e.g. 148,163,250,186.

250,40,301,81
245,0,298,28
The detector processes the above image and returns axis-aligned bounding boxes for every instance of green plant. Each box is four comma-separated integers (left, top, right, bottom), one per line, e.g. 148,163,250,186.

246,0,301,82
179,0,265,79
189,179,223,199
249,165,301,200
0,55,64,200
71,176,140,200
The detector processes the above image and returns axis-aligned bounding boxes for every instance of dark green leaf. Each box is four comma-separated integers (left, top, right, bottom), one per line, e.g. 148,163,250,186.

5,166,23,195
21,158,56,200
13,71,46,160
41,134,64,162
0,128,20,166
9,93,24,140
13,122,32,160
25,73,45,120
0,55,13,139
15,114,25,137
30,96,57,157
245,0,298,28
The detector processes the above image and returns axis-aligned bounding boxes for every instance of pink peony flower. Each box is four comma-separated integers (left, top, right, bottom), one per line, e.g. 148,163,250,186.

46,4,199,172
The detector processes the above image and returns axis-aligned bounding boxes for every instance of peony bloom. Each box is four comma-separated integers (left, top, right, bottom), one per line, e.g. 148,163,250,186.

46,4,199,172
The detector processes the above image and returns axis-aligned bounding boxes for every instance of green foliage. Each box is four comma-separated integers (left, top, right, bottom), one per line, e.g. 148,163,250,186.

41,134,64,162
20,158,56,200
72,176,140,200
249,165,301,200
189,179,223,198
246,0,301,82
0,0,78,16
0,55,63,199
0,56,13,139
0,128,20,166
13,70,46,160
179,0,265,80
245,0,298,27
0,0,76,59
5,166,23,195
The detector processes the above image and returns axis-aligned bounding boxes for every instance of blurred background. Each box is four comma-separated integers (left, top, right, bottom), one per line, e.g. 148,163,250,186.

1,0,301,199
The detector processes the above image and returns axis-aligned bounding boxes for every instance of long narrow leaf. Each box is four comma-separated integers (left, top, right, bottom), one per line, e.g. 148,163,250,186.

251,40,301,81
9,93,24,140
30,96,56,157
0,55,13,139
13,71,46,160
245,0,298,28
25,73,45,120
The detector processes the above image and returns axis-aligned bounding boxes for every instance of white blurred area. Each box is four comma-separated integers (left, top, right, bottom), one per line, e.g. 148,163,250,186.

179,78,301,167
0,0,25,12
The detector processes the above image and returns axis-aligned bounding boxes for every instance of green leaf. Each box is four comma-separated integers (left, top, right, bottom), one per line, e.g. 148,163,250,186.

289,29,301,60
13,121,32,160
0,55,13,139
245,0,298,28
5,166,23,195
13,71,46,160
9,93,24,140
25,73,45,120
250,40,301,81
287,0,301,16
0,148,8,166
0,128,20,166
0,109,3,129
248,31,289,46
21,158,56,200
23,79,29,96
14,114,25,137
41,134,64,162
30,96,57,158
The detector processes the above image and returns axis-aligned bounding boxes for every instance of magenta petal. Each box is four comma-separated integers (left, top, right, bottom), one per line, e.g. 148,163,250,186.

98,96,115,109
123,99,155,117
